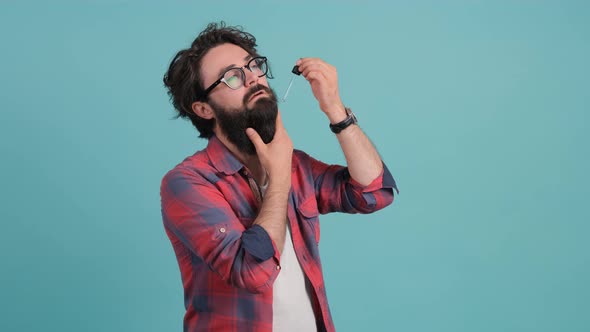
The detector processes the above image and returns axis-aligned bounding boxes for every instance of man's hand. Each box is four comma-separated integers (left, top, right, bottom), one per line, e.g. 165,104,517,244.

296,57,346,121
246,112,293,189
246,112,292,254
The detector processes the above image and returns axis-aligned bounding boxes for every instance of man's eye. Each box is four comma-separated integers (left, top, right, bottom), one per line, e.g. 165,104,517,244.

225,75,241,87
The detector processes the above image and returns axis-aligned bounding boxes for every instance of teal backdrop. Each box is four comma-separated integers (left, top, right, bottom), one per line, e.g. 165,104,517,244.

1,1,589,331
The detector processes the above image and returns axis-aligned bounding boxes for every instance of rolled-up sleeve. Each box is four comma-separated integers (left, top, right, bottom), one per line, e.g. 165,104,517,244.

160,169,281,293
242,225,276,261
307,154,398,214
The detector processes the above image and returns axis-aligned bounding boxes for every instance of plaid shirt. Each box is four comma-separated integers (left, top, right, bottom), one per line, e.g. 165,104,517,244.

160,136,398,332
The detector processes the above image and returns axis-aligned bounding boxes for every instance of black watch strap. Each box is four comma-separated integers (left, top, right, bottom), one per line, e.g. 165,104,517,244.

329,107,357,134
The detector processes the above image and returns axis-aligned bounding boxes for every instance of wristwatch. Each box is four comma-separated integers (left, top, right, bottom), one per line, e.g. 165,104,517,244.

329,107,358,134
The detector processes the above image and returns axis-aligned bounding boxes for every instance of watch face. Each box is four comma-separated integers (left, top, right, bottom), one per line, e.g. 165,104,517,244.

346,108,357,124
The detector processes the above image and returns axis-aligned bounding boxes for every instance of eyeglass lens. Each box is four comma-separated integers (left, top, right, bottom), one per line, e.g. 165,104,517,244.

222,58,267,90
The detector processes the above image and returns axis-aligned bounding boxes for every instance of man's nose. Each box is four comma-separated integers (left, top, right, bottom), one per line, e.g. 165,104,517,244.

243,68,259,87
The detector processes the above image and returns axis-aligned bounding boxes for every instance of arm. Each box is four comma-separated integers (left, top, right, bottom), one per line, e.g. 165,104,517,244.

161,171,282,294
301,151,397,214
330,114,383,186
251,183,289,254
296,58,388,186
246,112,293,254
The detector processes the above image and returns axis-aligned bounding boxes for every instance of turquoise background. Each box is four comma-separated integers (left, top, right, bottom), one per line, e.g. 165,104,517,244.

1,1,589,331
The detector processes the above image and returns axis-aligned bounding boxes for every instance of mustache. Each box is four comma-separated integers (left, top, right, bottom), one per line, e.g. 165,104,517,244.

243,85,275,104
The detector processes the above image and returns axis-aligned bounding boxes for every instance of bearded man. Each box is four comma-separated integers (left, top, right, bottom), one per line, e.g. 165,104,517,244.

161,22,398,332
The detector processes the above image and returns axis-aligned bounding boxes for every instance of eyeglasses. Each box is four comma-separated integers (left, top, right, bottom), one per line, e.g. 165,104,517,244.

201,56,269,98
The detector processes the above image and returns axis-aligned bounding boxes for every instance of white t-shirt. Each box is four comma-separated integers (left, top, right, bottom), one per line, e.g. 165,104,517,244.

272,221,318,331
259,183,317,331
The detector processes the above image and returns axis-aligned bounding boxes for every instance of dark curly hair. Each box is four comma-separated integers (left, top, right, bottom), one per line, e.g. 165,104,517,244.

163,22,270,139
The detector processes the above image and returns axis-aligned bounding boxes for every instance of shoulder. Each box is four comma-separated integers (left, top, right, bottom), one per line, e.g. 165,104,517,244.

292,148,337,172
292,149,316,164
291,149,335,179
292,149,316,169
161,148,215,192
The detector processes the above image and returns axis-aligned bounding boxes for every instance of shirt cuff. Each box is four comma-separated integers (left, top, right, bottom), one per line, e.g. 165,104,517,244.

242,224,276,262
347,162,399,194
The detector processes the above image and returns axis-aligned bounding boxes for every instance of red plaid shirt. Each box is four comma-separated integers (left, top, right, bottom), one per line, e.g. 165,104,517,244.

160,136,398,332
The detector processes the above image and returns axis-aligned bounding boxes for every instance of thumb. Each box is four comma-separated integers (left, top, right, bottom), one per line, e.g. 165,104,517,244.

245,128,264,151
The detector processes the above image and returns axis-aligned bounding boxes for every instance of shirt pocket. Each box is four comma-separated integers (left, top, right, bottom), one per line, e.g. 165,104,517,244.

297,196,321,244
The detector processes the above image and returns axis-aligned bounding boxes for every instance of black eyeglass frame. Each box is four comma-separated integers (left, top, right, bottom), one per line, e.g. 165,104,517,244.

200,56,269,99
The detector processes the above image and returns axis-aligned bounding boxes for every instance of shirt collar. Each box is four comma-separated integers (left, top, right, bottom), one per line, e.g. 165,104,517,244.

205,135,245,175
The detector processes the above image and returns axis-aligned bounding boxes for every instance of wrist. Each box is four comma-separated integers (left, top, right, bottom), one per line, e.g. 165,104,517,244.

268,177,291,192
322,103,347,123
329,107,358,134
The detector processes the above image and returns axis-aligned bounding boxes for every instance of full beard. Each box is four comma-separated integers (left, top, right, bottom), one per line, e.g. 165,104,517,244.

210,85,279,156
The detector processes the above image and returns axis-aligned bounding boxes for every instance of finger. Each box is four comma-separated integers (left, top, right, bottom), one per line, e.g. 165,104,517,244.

304,71,327,83
245,127,265,151
297,57,322,65
298,62,329,76
296,58,323,72
300,66,324,78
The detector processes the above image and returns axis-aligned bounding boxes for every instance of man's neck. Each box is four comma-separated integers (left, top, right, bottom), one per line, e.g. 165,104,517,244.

216,132,267,186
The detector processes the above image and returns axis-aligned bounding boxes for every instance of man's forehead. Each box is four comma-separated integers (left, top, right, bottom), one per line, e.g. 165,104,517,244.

201,43,251,78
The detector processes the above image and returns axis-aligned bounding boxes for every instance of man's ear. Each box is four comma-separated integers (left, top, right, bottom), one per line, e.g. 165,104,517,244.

191,101,215,120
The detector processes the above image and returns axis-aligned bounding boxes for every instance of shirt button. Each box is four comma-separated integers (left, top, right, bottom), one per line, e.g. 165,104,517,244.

276,265,281,270
219,227,226,233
